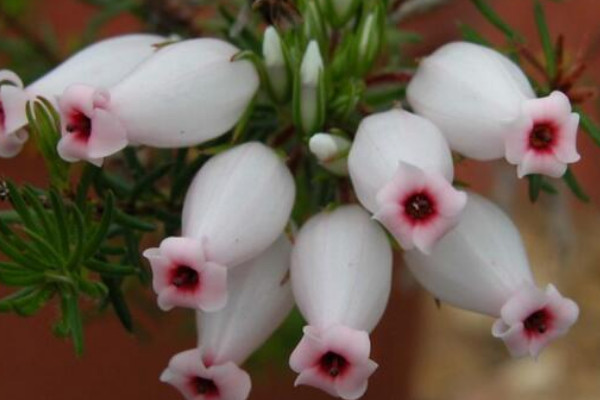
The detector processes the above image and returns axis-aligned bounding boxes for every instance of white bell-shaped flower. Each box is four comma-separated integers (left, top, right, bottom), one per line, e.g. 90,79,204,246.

348,108,467,254
404,192,579,358
290,205,392,400
57,38,259,166
407,41,580,178
0,34,164,158
143,142,295,312
161,236,294,400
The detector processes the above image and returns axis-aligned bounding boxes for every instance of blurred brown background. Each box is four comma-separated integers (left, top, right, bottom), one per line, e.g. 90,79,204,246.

1,0,599,399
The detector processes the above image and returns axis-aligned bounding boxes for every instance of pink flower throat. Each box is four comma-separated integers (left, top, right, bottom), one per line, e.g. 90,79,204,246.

529,123,555,152
404,192,435,221
524,308,551,336
320,352,348,378
66,111,92,142
171,266,199,291
191,376,219,397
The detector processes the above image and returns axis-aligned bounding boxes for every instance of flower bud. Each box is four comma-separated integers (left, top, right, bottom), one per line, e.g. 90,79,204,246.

290,205,392,399
161,236,294,400
404,192,579,358
353,3,384,76
348,109,467,254
143,142,295,312
407,41,580,178
0,34,163,158
262,26,291,102
308,132,351,175
295,41,326,136
57,38,259,166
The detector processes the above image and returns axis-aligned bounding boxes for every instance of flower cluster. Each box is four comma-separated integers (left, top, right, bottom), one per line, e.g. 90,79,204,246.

0,5,583,399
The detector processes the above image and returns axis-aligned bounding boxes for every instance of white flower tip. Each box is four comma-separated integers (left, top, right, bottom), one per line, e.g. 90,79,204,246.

492,283,579,359
57,84,128,165
300,41,324,86
263,26,285,67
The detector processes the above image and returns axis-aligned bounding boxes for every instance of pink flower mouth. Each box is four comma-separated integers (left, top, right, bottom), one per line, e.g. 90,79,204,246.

492,283,579,359
374,161,466,254
65,110,92,143
505,91,580,178
56,84,128,166
290,325,378,400
143,236,228,312
161,349,251,400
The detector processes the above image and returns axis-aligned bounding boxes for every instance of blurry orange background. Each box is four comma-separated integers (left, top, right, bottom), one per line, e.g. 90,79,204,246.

1,0,599,399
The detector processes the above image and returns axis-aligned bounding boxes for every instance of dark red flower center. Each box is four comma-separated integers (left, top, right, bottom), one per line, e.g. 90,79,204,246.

66,111,92,142
403,192,435,222
319,352,348,378
529,123,555,151
524,309,550,336
171,265,199,291
191,377,219,397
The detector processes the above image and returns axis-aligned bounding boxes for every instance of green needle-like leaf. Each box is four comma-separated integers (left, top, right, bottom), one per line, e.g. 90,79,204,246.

562,168,590,202
533,0,556,80
84,191,114,260
470,0,524,42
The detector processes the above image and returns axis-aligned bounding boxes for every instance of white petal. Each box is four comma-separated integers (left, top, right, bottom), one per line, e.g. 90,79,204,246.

348,109,454,212
291,205,392,332
404,192,535,316
182,142,295,268
103,38,259,148
196,236,294,364
407,41,534,160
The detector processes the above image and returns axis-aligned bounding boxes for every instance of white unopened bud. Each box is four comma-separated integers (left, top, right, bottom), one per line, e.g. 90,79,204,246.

309,133,351,175
263,26,290,102
296,41,325,135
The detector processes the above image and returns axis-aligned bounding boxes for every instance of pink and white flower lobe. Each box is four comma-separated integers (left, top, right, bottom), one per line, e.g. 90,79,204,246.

143,237,227,312
492,283,579,358
407,41,581,178
144,144,294,312
290,206,391,398
161,237,293,400
289,325,377,400
505,91,580,178
160,349,251,400
348,109,466,254
404,192,579,358
0,34,163,158
57,38,259,165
